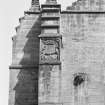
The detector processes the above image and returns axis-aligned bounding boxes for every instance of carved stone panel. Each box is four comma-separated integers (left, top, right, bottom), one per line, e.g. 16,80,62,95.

40,38,60,63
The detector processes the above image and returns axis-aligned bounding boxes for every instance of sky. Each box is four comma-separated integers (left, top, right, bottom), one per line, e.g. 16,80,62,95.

0,0,75,105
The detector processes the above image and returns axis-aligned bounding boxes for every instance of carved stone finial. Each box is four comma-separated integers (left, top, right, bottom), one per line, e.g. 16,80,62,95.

31,0,39,6
29,0,40,12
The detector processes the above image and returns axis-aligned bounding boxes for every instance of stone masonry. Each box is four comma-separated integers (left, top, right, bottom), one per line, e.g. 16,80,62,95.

9,0,105,105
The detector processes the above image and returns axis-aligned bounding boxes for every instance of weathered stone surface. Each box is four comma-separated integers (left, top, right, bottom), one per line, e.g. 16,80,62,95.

9,0,105,105
66,0,105,11
9,69,38,105
40,38,60,63
39,65,61,103
12,14,41,66
60,12,105,105
9,1,41,104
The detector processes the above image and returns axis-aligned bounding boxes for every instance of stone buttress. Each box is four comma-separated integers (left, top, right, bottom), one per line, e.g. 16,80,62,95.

9,0,41,105
38,0,62,105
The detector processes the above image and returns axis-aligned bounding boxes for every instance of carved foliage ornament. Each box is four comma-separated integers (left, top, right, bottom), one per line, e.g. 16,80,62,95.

40,38,60,62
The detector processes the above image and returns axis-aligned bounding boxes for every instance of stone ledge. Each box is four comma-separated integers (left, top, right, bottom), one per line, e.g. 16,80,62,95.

38,33,62,38
41,4,61,7
39,103,63,105
39,61,61,65
61,11,105,14
24,11,40,14
9,65,38,69
41,15,60,19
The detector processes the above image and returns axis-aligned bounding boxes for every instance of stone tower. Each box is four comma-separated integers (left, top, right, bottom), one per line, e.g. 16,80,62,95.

9,0,105,105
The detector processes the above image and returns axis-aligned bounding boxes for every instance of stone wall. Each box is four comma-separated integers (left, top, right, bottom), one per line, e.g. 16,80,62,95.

9,1,105,105
60,13,105,105
39,65,61,103
9,68,38,105
9,13,41,105
12,14,41,66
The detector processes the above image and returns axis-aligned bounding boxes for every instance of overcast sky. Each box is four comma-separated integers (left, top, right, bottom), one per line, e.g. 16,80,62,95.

0,0,75,105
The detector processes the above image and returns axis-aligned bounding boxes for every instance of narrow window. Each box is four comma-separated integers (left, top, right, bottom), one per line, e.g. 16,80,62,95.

73,74,85,87
73,73,88,105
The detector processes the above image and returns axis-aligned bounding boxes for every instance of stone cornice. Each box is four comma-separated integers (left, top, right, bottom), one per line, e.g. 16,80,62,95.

39,61,61,65
61,11,105,14
38,33,62,38
24,11,40,14
9,65,38,69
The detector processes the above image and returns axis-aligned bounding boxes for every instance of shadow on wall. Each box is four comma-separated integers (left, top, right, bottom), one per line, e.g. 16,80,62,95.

13,15,41,105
